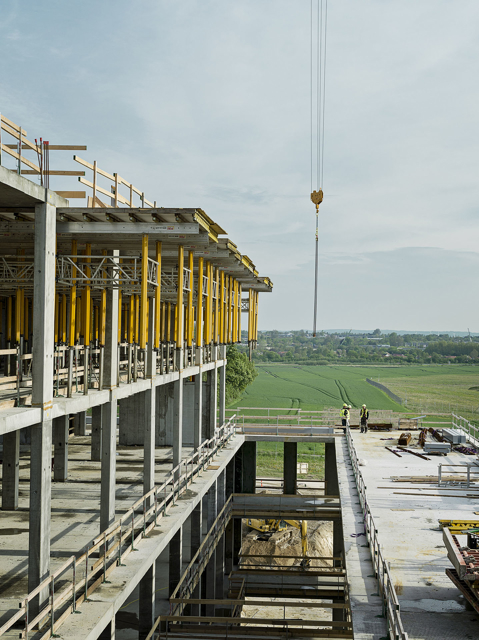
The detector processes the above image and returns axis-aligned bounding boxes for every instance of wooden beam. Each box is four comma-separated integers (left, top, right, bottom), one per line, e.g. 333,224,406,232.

0,115,27,136
5,144,86,151
0,144,40,172
54,191,86,199
21,170,86,176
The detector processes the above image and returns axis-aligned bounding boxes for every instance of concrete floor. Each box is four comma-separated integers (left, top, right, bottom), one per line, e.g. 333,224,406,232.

0,433,195,636
349,428,479,640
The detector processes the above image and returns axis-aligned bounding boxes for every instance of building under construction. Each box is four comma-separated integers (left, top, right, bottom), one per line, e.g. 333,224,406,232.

1,113,479,640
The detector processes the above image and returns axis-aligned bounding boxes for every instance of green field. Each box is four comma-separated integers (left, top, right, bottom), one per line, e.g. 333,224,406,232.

229,363,479,416
256,442,325,480
228,364,404,412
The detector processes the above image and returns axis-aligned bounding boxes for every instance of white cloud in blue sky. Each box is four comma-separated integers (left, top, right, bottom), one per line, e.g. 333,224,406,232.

1,0,478,331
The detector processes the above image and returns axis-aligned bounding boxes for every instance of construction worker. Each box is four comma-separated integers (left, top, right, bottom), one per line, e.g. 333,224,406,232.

360,404,369,433
340,403,349,434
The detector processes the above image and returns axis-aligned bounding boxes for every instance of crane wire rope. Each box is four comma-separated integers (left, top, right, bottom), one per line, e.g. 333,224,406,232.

311,0,328,337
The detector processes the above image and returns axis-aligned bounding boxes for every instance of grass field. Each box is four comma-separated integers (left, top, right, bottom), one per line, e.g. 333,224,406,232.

229,364,479,416
230,363,479,480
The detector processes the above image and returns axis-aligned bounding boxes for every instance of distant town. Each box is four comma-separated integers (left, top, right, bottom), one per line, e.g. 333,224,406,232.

237,329,479,364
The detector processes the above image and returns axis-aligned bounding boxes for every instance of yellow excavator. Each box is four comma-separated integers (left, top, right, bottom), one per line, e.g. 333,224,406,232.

246,519,310,567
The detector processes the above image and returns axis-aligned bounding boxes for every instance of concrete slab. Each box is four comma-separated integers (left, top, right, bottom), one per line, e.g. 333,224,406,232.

349,429,479,640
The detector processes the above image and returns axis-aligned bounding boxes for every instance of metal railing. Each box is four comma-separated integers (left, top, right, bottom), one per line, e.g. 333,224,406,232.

0,416,237,640
345,427,408,640
452,413,479,448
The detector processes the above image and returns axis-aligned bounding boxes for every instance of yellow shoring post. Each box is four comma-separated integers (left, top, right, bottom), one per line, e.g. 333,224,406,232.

118,290,122,344
19,289,24,339
203,262,209,345
196,257,204,348
76,296,81,344
101,250,107,346
94,306,99,342
238,284,242,342
176,245,184,346
155,242,161,349
140,234,148,349
24,297,29,343
53,292,59,345
254,291,259,341
186,251,194,347
84,244,92,346
160,301,165,343
219,270,224,344
231,279,235,343
232,279,237,343
69,240,77,347
226,276,232,344
167,302,171,343
174,304,178,344
248,289,252,343
134,295,140,344
206,261,213,344
214,267,219,345
7,297,12,343
123,300,127,342
61,294,67,343
128,296,134,344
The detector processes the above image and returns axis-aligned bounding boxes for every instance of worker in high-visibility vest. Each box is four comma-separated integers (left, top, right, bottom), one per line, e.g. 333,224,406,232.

340,403,349,433
360,404,369,433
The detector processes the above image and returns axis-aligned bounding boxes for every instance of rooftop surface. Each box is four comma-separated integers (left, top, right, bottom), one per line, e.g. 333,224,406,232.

348,428,479,639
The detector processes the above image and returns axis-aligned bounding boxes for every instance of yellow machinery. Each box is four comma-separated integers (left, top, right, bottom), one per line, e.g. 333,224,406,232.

246,519,309,566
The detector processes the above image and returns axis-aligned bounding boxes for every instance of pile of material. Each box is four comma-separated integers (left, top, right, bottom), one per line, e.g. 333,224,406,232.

241,521,333,569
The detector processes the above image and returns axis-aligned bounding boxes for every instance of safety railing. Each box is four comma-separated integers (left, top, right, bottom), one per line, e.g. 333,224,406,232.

438,463,479,488
0,416,237,640
345,427,408,640
452,413,479,448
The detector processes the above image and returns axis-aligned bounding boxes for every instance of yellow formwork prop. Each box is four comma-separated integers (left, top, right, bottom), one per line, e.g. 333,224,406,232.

140,234,148,349
196,257,204,348
187,251,194,348
155,242,161,350
69,240,77,347
176,245,184,346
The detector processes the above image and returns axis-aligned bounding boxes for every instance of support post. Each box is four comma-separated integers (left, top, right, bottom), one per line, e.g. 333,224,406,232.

325,442,343,568
2,430,20,510
169,527,183,596
219,346,226,428
172,377,183,478
283,442,297,495
53,415,69,482
74,411,87,436
139,564,156,640
29,199,56,616
100,252,119,534
242,441,256,493
91,404,103,462
205,480,217,616
143,387,156,502
190,501,203,616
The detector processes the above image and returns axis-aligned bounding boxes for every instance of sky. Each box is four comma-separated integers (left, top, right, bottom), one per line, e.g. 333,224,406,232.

1,0,478,332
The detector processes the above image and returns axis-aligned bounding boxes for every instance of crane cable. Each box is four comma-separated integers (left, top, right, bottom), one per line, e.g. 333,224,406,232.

311,0,328,337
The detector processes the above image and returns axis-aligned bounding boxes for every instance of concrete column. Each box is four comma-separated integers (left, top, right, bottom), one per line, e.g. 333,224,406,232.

100,260,119,535
53,415,69,482
157,382,174,446
190,501,203,615
29,199,56,616
203,368,217,440
2,429,20,510
226,459,235,500
283,442,297,495
143,387,156,501
233,518,242,567
205,480,217,616
91,404,103,462
74,411,87,436
172,377,183,477
218,349,226,427
169,527,183,596
225,518,234,575
242,441,256,493
234,448,243,493
139,563,156,640
98,619,115,639
32,200,55,407
119,394,143,445
28,421,53,615
193,371,203,451
325,442,343,566
100,400,117,533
